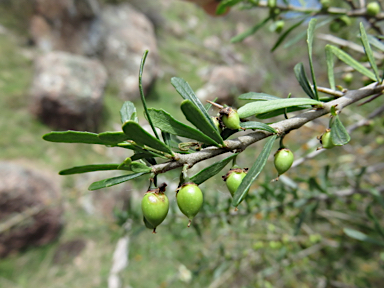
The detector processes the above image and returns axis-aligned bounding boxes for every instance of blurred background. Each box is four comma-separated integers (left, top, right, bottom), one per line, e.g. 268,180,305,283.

0,0,383,287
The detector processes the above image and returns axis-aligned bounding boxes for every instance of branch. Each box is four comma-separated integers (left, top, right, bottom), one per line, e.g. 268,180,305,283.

152,82,384,175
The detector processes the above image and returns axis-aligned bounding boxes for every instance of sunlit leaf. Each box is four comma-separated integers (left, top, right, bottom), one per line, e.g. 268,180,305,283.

43,131,108,145
344,228,384,246
271,19,306,52
325,46,336,90
238,92,280,101
59,164,130,175
360,23,380,82
98,131,128,144
307,18,319,100
88,172,150,191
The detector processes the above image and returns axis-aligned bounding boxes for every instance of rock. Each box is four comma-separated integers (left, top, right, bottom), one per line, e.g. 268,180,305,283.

0,162,63,258
98,4,158,100
196,65,262,105
30,51,108,131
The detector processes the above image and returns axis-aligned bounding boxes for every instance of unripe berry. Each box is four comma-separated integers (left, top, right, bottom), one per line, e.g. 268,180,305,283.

222,168,248,197
342,72,353,85
220,107,241,130
141,185,169,233
176,182,203,227
367,2,381,16
320,129,335,149
274,20,285,33
274,148,294,176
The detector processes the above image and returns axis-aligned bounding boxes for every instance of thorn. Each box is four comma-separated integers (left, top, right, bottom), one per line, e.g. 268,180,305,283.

207,100,224,109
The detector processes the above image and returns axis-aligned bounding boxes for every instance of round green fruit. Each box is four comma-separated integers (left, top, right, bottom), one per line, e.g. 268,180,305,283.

220,107,241,130
223,168,248,197
367,2,380,16
274,148,294,176
320,130,335,149
329,20,341,33
141,191,169,233
342,72,353,85
274,20,285,33
177,182,203,226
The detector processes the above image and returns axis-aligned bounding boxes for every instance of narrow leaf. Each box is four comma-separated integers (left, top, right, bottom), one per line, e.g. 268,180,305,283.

237,98,322,118
344,228,384,246
216,0,241,15
238,92,280,101
122,121,173,155
330,115,350,145
360,23,380,82
232,135,277,207
256,106,309,119
88,172,149,191
190,153,238,185
98,131,128,144
240,122,277,134
325,45,336,90
181,100,224,146
271,19,306,52
43,131,108,145
59,164,129,175
171,77,216,128
307,18,319,100
139,50,160,140
130,161,152,173
120,101,138,124
231,16,271,43
326,45,376,81
367,34,384,52
148,108,220,146
294,63,316,99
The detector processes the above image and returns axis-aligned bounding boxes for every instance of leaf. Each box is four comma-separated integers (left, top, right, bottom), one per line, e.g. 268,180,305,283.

325,45,376,81
139,50,160,140
122,121,173,155
294,63,316,99
240,122,277,134
237,98,322,118
238,92,280,101
42,131,108,145
231,16,271,43
59,164,130,175
171,77,216,128
120,101,138,124
325,45,336,90
130,161,152,173
307,18,319,101
148,108,220,146
330,115,350,145
232,135,277,207
256,106,310,119
216,0,242,15
180,100,224,146
360,23,380,82
98,131,128,144
190,153,238,185
343,228,384,246
271,19,306,52
367,34,384,52
88,171,150,191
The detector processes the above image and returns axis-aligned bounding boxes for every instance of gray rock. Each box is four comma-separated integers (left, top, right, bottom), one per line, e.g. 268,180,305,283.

30,51,107,131
0,162,63,258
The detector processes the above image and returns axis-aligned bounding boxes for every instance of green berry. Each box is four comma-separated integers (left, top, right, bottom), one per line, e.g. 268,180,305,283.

329,20,341,33
141,190,169,233
320,130,335,149
274,20,285,33
177,182,203,226
339,15,352,27
220,107,241,130
274,148,294,176
367,2,380,16
342,72,353,85
223,168,248,197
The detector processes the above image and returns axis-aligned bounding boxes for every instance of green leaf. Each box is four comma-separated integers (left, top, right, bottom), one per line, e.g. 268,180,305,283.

139,50,160,140
237,98,322,118
330,115,350,145
122,121,173,155
42,131,108,145
171,77,216,129
59,164,130,175
271,19,306,52
231,16,271,43
130,161,152,173
256,106,309,119
180,100,224,146
307,18,319,101
88,172,150,191
232,135,277,207
294,63,316,99
190,153,238,185
325,45,376,81
148,108,220,146
238,92,280,101
360,23,380,82
240,122,277,134
216,0,241,15
367,34,384,52
98,131,128,144
120,101,138,124
366,205,384,239
325,46,336,90
343,228,384,246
